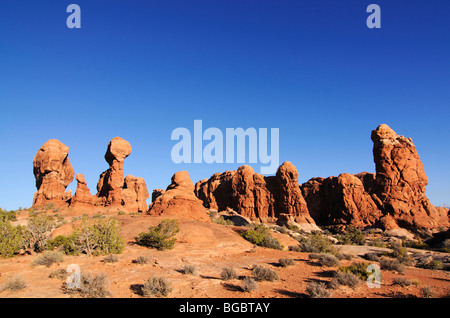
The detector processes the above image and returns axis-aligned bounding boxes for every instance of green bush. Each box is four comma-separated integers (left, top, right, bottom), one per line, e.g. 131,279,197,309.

338,262,370,280
0,220,24,258
0,208,17,222
298,232,337,254
338,226,365,245
240,224,282,250
136,219,179,251
23,215,55,253
71,218,125,256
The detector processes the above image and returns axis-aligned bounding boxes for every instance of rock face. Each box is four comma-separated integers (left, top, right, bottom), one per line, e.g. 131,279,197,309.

302,173,383,228
301,124,449,231
96,137,132,206
148,171,209,222
121,175,149,212
370,124,449,230
195,162,318,230
70,173,94,207
32,139,75,207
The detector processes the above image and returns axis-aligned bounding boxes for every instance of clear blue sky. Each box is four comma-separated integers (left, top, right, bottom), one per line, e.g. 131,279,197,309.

1,0,449,210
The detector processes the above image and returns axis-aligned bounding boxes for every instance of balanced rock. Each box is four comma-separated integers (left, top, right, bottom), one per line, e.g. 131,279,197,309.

70,173,94,207
96,137,132,206
371,124,449,230
148,171,209,222
32,139,75,207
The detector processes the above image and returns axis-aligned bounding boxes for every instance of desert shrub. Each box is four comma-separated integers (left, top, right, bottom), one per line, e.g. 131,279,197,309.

1,275,27,292
252,265,279,282
298,232,337,254
102,254,119,263
23,215,55,253
70,218,125,256
183,264,199,276
392,277,412,287
67,272,111,298
221,267,238,280
335,253,353,261
316,253,340,267
136,219,179,251
240,224,282,250
416,259,444,270
388,242,412,264
0,208,17,222
339,226,365,245
329,271,361,289
0,220,25,258
420,286,434,298
379,257,405,273
368,238,387,248
142,277,173,297
133,256,151,265
363,252,381,262
212,216,234,226
279,258,295,267
241,277,258,292
288,245,302,252
49,268,69,280
338,262,370,280
306,281,332,298
32,251,64,267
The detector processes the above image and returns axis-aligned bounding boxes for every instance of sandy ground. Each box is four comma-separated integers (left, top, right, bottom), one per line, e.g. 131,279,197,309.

0,209,449,299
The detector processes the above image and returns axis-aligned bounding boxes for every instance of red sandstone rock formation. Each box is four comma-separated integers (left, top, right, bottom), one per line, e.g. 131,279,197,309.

96,137,132,206
70,173,94,207
371,124,449,230
122,175,149,212
195,162,318,230
32,139,75,207
301,173,383,228
149,171,209,222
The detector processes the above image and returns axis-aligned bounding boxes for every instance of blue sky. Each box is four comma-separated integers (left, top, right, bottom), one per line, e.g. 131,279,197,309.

0,0,449,210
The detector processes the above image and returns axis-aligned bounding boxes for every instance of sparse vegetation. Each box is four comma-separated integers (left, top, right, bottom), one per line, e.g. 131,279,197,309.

306,281,333,298
316,253,340,267
221,266,238,280
338,226,365,245
379,257,405,273
67,272,111,298
102,254,120,263
240,224,283,250
241,277,258,292
279,258,295,267
136,219,179,251
420,286,434,298
0,275,27,292
211,216,234,226
392,277,412,287
133,256,151,265
142,277,173,297
32,251,64,267
338,262,370,280
183,264,199,276
49,268,69,280
252,265,278,282
329,271,361,289
298,232,337,254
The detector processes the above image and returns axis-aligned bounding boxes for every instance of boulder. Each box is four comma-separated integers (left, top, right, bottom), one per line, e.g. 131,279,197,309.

32,139,74,207
148,171,209,222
